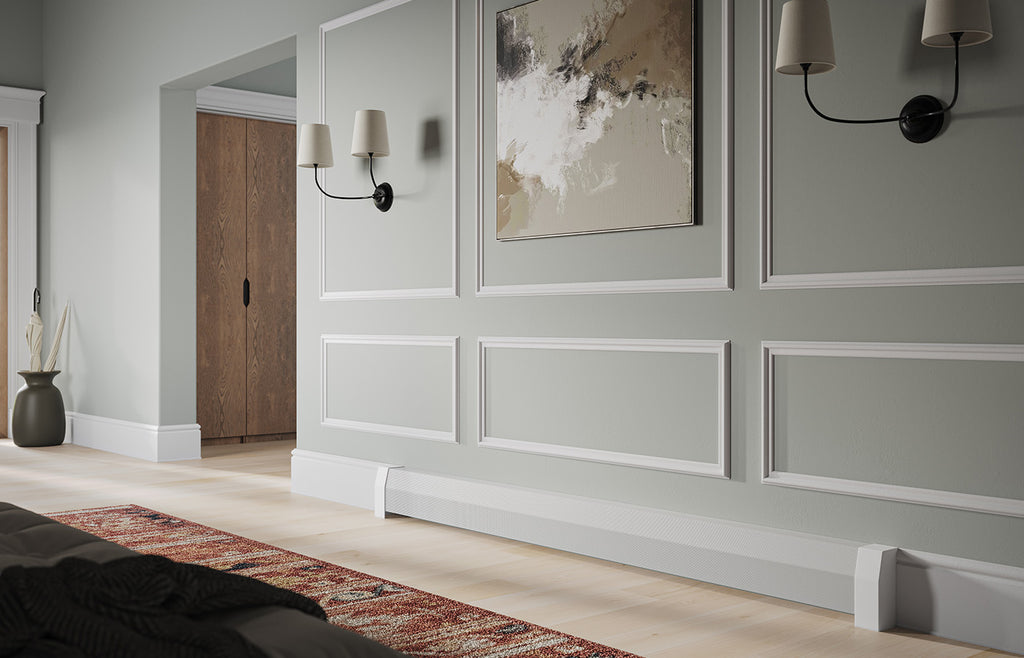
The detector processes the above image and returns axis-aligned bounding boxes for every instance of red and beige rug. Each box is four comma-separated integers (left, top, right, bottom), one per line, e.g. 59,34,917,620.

46,505,639,658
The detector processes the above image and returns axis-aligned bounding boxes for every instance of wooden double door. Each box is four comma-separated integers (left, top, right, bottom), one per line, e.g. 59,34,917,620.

197,112,296,444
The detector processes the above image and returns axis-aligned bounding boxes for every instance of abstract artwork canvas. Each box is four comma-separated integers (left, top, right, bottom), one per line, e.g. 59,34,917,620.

496,0,694,240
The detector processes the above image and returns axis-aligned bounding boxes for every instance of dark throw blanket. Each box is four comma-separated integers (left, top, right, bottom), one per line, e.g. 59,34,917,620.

0,554,327,657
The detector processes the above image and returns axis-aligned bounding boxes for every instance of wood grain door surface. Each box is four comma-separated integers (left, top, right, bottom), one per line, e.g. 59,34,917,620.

245,119,296,437
197,112,295,442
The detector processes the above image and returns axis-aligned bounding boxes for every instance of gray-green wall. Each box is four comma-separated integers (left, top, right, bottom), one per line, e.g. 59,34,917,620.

33,0,1024,571
0,0,43,90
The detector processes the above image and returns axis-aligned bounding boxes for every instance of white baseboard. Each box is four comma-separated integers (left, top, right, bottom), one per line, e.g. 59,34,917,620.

67,412,200,462
290,449,397,518
291,449,1024,653
383,468,860,613
896,549,1024,654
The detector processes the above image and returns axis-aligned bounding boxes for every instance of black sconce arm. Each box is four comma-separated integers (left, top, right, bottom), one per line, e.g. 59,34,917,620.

312,155,394,212
801,32,963,143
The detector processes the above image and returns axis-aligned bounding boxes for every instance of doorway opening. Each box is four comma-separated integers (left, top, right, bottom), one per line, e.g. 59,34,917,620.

193,57,298,448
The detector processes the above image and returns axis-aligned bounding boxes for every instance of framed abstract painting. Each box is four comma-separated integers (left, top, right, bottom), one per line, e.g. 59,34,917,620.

496,0,695,241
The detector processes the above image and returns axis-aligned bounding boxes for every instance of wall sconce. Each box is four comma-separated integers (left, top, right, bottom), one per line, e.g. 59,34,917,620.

297,109,394,211
775,0,992,143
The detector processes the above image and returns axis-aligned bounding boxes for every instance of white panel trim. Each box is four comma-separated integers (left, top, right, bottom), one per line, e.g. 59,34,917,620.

759,0,1024,289
317,0,459,301
474,1,734,296
385,468,858,612
321,335,459,444
196,86,296,123
761,341,1024,517
67,412,200,462
896,549,1024,655
290,448,398,512
1,86,44,433
319,287,455,302
479,337,730,478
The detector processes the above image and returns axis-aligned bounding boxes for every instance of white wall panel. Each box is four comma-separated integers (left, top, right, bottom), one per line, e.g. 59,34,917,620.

763,342,1024,517
322,335,459,443
481,337,730,477
475,0,733,295
317,0,458,300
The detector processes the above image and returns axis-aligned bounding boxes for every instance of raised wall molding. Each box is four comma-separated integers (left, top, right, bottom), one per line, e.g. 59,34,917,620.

195,86,296,123
321,335,459,443
479,337,730,478
67,412,200,462
317,0,459,301
759,0,1024,289
475,0,734,296
761,341,1024,517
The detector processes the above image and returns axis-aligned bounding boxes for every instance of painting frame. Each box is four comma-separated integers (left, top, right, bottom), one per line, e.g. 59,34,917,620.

495,0,696,241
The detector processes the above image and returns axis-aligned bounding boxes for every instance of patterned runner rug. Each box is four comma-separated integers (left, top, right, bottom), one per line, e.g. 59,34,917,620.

47,505,639,658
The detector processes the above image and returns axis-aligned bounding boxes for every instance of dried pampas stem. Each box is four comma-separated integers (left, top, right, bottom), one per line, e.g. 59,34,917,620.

43,301,68,372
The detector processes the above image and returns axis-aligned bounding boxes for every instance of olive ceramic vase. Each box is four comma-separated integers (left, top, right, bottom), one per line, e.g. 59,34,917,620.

12,370,66,447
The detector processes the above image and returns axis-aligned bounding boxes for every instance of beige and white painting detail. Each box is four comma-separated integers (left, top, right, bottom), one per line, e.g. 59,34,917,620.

496,0,694,240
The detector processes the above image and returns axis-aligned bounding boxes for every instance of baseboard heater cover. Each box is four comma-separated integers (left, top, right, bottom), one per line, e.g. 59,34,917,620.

383,469,859,613
292,450,1024,652
896,549,1024,655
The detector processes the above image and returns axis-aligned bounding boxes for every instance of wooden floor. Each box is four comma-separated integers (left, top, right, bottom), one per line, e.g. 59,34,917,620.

0,438,1014,657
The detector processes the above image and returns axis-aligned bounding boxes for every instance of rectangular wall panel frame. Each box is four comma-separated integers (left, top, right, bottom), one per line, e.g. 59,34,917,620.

475,0,734,296
479,337,731,477
322,334,459,443
317,0,459,301
762,340,1024,517
759,0,1024,290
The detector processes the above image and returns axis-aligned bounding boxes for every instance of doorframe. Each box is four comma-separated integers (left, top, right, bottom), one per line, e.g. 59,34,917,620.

0,86,44,436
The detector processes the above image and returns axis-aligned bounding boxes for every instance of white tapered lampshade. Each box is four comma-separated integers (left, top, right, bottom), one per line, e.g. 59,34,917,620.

776,0,836,75
297,123,334,168
922,0,992,47
350,110,390,158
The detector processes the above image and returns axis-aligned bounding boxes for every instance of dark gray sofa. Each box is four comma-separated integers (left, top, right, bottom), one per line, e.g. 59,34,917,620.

0,502,408,657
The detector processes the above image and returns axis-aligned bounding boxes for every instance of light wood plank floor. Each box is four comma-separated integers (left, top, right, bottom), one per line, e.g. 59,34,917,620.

0,438,1014,657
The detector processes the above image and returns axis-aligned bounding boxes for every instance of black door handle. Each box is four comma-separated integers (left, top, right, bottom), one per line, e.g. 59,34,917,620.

243,278,250,307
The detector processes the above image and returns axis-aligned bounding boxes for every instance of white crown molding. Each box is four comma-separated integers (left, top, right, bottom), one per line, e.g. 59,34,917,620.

0,86,45,124
475,0,733,297
321,334,459,444
196,86,296,123
479,337,730,478
759,0,1024,290
67,412,200,462
316,0,459,301
761,341,1024,517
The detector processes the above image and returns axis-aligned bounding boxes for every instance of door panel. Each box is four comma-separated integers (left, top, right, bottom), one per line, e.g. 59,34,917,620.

245,119,296,437
197,113,247,440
